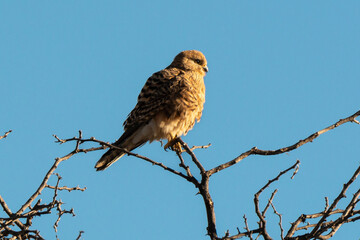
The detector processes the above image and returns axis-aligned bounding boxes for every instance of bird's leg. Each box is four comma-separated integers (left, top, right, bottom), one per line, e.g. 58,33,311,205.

172,140,183,153
164,136,183,153
164,134,176,150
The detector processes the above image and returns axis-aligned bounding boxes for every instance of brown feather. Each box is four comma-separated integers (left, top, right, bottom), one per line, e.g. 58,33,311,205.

95,50,207,171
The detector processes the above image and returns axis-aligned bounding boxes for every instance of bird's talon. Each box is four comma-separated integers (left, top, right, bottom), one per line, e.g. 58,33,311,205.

164,138,183,152
164,141,173,150
172,142,183,153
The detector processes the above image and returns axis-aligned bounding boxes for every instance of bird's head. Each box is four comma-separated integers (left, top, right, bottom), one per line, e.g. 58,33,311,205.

169,50,208,76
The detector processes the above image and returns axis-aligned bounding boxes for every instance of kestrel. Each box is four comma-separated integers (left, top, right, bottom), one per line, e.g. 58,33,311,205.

95,50,208,171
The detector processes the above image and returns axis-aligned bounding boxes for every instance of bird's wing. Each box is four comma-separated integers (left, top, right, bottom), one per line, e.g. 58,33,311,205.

123,68,184,131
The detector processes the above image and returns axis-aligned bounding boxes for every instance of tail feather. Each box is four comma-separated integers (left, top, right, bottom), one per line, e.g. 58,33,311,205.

95,148,126,171
95,125,148,171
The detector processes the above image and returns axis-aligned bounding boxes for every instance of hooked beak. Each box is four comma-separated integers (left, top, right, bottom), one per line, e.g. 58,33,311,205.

203,65,209,73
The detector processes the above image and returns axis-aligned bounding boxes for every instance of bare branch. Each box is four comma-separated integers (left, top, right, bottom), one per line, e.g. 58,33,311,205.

53,133,198,184
0,130,12,140
270,202,284,240
178,138,206,174
324,197,329,211
190,143,212,151
76,230,85,240
209,110,360,175
2,109,360,239
262,189,278,217
176,151,194,178
243,215,253,240
0,195,26,231
253,160,300,240
0,131,86,239
218,228,261,240
256,160,300,197
46,185,87,192
285,164,360,239
310,164,360,237
54,205,75,233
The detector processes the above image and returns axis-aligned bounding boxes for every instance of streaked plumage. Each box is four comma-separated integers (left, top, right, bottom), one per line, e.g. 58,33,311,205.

95,50,208,171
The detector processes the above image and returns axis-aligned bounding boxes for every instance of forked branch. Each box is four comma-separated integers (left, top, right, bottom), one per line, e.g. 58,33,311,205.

0,131,86,239
1,109,359,240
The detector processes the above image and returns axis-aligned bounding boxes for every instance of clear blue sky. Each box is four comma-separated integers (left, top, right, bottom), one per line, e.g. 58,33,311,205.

1,1,360,239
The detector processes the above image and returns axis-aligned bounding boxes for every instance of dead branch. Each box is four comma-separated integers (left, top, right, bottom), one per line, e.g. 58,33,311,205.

1,109,359,240
76,230,84,240
270,202,284,240
285,164,360,240
190,143,212,151
0,131,86,239
53,132,199,185
251,161,300,240
0,130,12,140
178,138,206,174
208,110,360,175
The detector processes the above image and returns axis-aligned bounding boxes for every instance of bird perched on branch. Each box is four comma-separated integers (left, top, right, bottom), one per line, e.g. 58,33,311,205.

95,50,208,171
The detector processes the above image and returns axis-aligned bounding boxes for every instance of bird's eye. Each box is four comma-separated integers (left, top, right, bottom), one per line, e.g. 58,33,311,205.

195,59,201,64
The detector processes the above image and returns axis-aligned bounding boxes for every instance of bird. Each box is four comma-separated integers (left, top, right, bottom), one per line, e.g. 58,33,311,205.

95,50,208,171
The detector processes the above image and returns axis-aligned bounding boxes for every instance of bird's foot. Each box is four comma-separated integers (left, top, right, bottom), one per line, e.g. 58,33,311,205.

164,138,183,153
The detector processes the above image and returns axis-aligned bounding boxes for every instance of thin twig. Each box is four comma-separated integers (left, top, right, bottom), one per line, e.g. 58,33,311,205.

76,230,85,240
0,130,12,140
285,165,360,239
176,151,194,178
1,131,84,232
309,164,360,236
262,189,278,217
243,215,253,240
254,160,300,240
190,143,212,151
54,133,196,184
324,197,329,211
178,138,206,174
0,195,26,231
46,185,87,192
270,202,284,240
